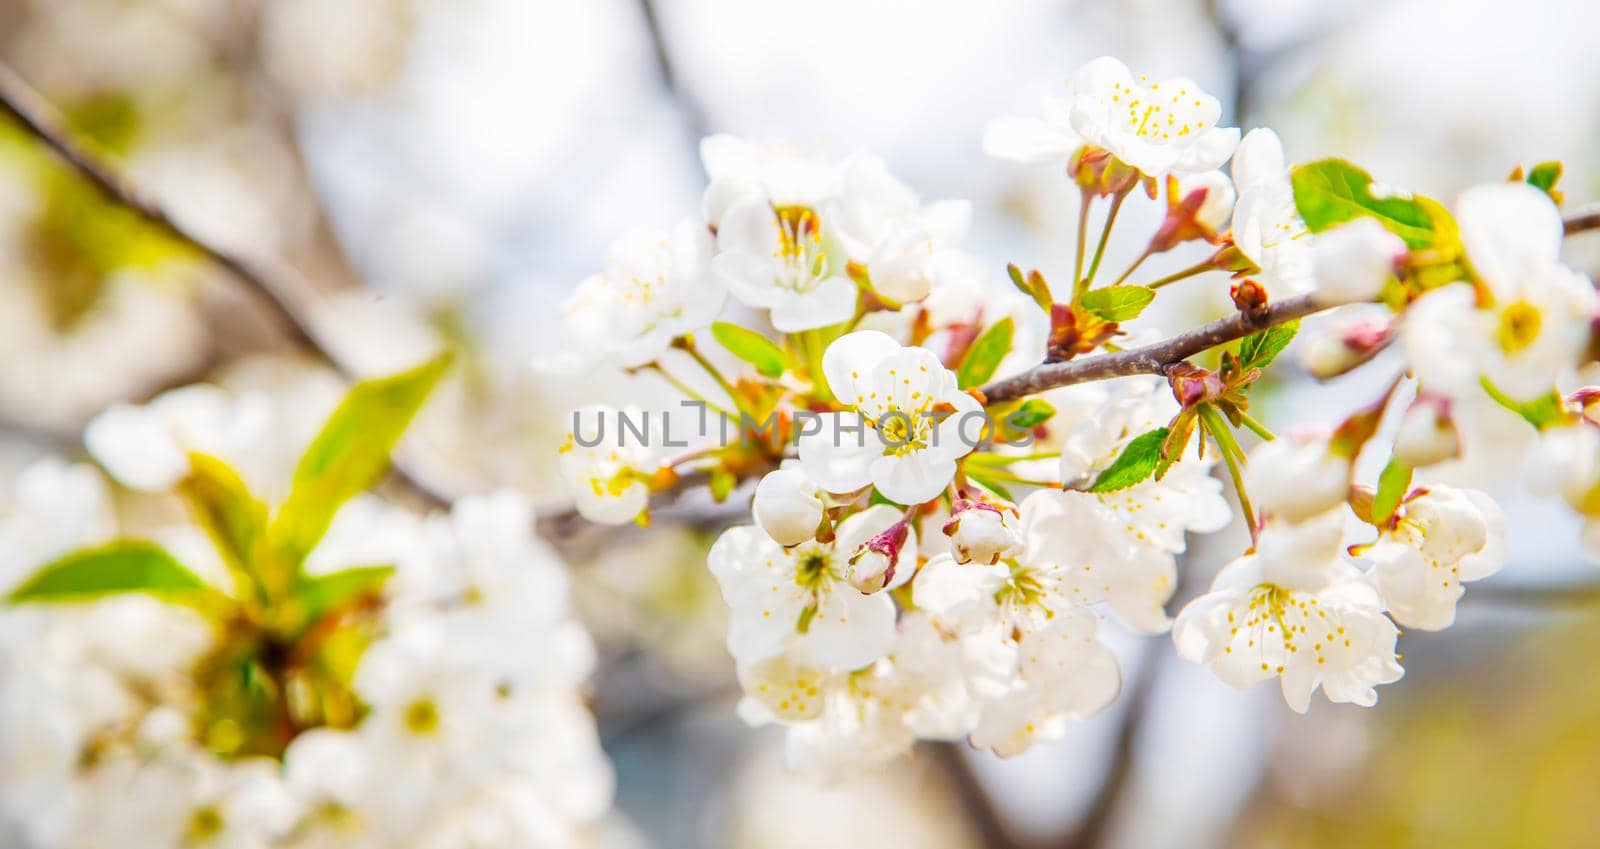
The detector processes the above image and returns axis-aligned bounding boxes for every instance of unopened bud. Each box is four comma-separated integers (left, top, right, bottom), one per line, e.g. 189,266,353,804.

942,499,1021,565
848,520,911,593
1149,172,1235,252
753,468,825,546
1301,317,1393,380
1167,363,1223,408
1393,395,1460,468
1311,218,1405,305
1230,279,1269,321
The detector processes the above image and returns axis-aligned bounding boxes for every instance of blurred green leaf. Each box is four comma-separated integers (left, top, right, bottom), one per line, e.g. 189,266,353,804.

1291,159,1438,249
1526,161,1564,201
1007,398,1056,429
295,565,394,630
8,541,214,608
711,322,787,378
1372,456,1413,524
1480,377,1568,431
1080,285,1156,322
957,317,1015,389
270,354,452,564
179,453,266,575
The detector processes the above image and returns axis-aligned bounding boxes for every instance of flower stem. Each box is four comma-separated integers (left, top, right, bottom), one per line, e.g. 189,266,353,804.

1072,193,1092,296
683,337,745,412
1239,411,1276,441
647,364,738,420
1077,190,1129,300
966,450,1062,465
1109,247,1153,288
1198,403,1258,546
1143,257,1215,290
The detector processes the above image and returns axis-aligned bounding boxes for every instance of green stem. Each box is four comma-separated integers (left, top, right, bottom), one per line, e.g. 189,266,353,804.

1143,257,1215,290
1109,246,1153,288
966,450,1063,465
799,330,835,402
967,467,1062,487
1198,403,1258,546
683,338,744,411
1239,411,1276,441
647,364,738,420
1072,193,1092,296
1077,189,1128,300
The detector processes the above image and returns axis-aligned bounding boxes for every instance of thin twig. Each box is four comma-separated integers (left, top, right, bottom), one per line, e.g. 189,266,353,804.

929,743,1029,849
1565,205,1600,237
0,63,335,367
633,0,710,171
980,294,1323,404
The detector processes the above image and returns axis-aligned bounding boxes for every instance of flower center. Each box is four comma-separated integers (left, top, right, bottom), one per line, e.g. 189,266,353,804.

1111,78,1208,142
1495,300,1543,354
771,204,830,294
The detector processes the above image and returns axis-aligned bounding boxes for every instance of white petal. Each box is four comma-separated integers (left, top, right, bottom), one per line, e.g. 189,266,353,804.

801,588,897,669
1456,181,1563,295
797,414,878,494
770,276,857,332
981,116,1079,164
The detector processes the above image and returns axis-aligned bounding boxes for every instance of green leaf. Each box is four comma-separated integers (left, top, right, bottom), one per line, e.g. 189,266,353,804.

9,541,212,607
708,468,737,503
1080,285,1156,322
1007,264,1053,312
1479,376,1569,431
1372,456,1412,524
295,565,394,628
1526,161,1563,199
957,317,1015,389
1291,159,1437,249
271,354,452,564
1089,428,1169,493
1237,320,1300,370
1007,399,1056,429
179,453,266,572
710,322,787,378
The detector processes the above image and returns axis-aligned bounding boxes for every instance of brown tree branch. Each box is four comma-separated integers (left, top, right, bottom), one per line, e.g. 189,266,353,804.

0,62,337,369
980,294,1323,404
1565,205,1600,237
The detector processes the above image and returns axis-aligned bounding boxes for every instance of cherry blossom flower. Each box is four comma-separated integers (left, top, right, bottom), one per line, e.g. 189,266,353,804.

1174,517,1404,712
557,405,655,525
707,505,914,671
1364,486,1505,630
1404,182,1597,394
985,56,1239,177
1311,217,1405,305
560,220,721,368
1230,128,1315,297
752,467,826,547
797,331,983,505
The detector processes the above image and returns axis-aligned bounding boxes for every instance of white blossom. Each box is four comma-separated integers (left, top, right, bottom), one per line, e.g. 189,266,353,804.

752,467,826,547
1245,432,1351,524
1404,181,1596,394
985,56,1239,177
1231,128,1315,297
1312,217,1404,305
557,405,655,525
1365,486,1505,630
560,220,721,368
797,331,982,505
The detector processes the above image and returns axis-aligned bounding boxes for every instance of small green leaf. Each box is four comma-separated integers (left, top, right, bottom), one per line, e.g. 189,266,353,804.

1007,399,1056,429
957,317,1015,389
271,353,452,564
1372,456,1412,524
179,453,266,573
1080,285,1156,322
710,322,787,378
296,564,394,628
1007,264,1053,313
1237,320,1300,370
1291,159,1437,249
1089,428,1169,492
708,468,737,502
1526,161,1563,200
9,541,212,606
1479,376,1569,431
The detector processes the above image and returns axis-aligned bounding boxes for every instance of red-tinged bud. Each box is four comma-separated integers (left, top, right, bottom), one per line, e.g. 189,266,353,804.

1301,316,1395,380
848,519,911,593
1230,279,1270,321
1149,174,1234,253
1393,392,1461,468
1209,242,1259,275
1167,363,1223,409
1569,387,1600,424
1069,144,1143,198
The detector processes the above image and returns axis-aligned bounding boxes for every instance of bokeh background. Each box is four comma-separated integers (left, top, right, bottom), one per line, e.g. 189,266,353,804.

3,1,1600,847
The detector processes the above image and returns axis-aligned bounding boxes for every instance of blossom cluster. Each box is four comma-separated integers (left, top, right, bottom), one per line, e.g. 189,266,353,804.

0,368,614,848
555,54,1599,772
